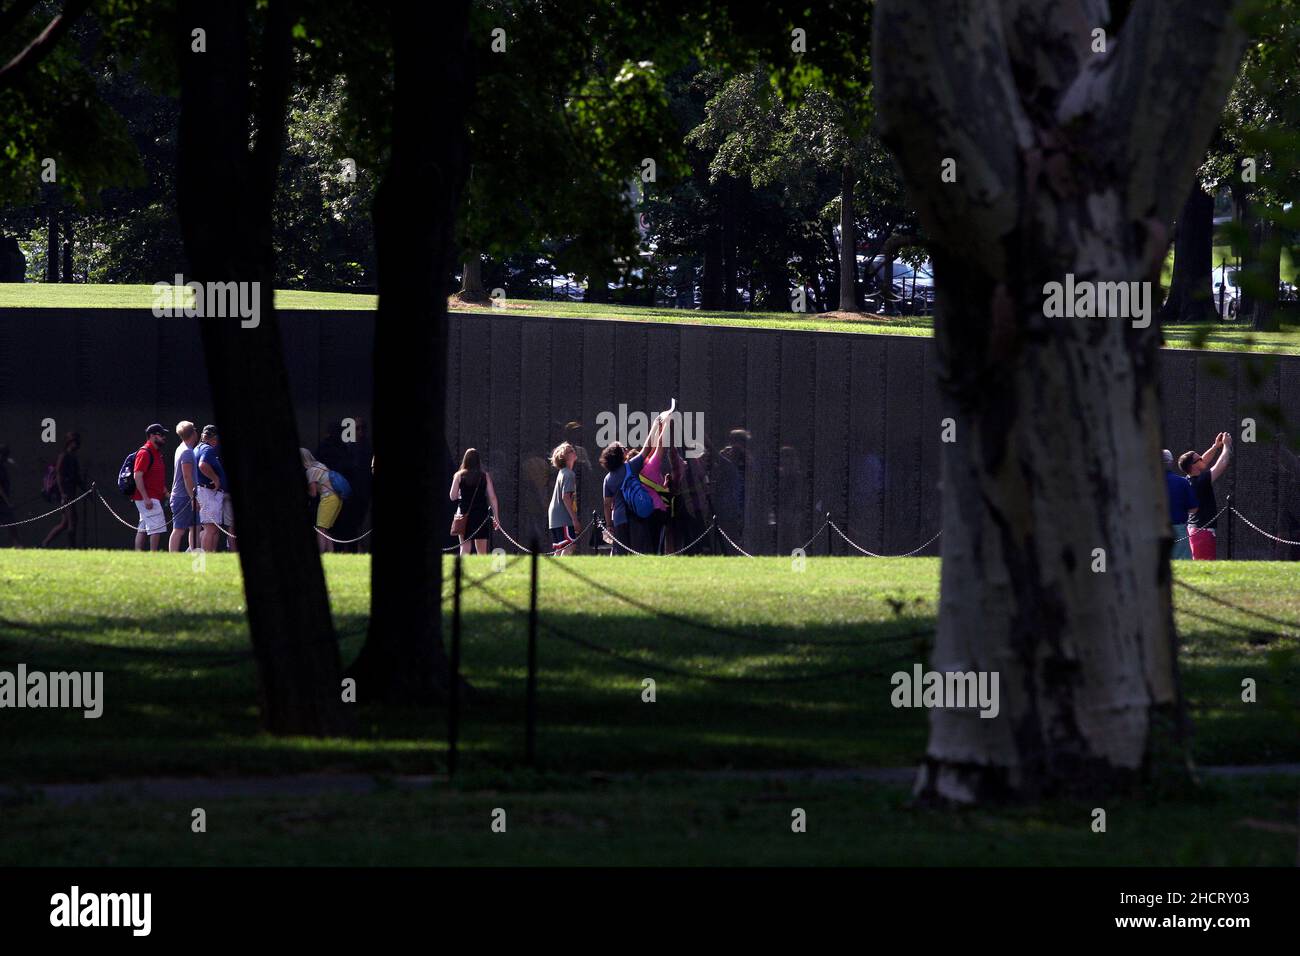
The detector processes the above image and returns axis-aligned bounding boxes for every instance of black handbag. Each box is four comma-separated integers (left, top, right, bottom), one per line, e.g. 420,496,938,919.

451,473,482,536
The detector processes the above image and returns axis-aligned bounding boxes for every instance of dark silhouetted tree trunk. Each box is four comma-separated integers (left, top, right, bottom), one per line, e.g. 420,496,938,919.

61,216,73,282
177,0,349,735
45,206,58,282
839,162,858,312
875,0,1244,803
1160,183,1217,324
1233,180,1254,319
1251,221,1281,332
585,261,612,303
345,0,473,704
722,178,737,310
700,228,723,310
458,253,488,302
880,253,895,314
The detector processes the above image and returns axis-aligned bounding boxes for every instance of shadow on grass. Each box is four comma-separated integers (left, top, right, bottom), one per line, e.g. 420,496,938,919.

1,600,1295,782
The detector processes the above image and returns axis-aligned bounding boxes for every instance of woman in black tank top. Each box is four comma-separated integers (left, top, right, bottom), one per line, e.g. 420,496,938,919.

449,448,501,554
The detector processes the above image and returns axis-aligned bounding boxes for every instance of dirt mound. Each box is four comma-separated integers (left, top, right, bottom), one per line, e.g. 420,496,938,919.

447,293,535,311
816,310,890,322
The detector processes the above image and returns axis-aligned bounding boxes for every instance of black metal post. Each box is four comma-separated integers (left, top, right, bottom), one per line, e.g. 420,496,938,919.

526,539,539,765
825,511,832,556
448,552,462,778
1225,493,1233,560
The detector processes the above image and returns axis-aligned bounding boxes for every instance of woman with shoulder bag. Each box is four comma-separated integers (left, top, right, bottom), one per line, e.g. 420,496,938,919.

449,448,500,555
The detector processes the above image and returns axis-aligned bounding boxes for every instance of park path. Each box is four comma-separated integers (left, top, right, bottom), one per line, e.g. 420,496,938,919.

6,764,1299,807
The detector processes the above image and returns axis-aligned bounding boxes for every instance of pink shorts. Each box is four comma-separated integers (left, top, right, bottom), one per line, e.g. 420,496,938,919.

1189,527,1217,560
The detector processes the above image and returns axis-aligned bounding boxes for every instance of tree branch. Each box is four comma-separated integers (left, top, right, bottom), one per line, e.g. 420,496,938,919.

0,0,92,90
1061,0,1247,225
998,0,1109,114
872,0,1034,277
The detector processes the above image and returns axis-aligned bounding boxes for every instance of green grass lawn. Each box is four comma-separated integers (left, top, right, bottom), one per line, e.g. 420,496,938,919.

4,775,1296,866
1161,242,1299,287
0,552,1295,784
1,551,1296,866
3,282,1297,353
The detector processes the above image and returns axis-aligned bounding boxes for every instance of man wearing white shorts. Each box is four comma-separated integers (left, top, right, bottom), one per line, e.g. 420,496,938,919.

132,423,169,550
195,425,233,552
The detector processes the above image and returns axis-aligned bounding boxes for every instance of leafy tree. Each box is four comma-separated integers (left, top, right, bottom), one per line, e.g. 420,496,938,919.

274,74,377,290
455,0,683,302
1206,5,1300,331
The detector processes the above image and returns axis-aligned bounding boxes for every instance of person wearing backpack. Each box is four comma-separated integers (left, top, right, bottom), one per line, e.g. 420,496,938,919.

599,442,629,555
129,424,169,550
623,409,682,555
301,448,342,553
41,432,83,548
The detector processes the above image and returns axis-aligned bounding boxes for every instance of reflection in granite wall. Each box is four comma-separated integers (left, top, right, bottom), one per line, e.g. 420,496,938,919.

1,308,1296,558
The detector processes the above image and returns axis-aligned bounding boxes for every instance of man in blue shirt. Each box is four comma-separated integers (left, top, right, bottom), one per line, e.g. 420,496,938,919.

600,442,629,554
195,425,233,552
1163,449,1198,560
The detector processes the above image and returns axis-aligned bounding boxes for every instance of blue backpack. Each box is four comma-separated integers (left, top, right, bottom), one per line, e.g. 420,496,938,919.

116,447,153,497
620,462,655,519
327,469,352,500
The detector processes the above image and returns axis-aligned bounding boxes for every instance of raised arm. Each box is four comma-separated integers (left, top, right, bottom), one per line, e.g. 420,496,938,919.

1210,434,1231,481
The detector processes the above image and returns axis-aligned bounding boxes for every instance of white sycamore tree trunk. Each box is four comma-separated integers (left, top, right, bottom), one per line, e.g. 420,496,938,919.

872,0,1246,802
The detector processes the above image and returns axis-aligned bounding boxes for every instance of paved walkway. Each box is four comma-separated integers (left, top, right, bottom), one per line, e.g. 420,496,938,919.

6,764,1298,807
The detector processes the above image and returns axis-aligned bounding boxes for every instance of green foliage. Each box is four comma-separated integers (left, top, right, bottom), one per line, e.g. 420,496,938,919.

273,74,377,290
457,1,684,283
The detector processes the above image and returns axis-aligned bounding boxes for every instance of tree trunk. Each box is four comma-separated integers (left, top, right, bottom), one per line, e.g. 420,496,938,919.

764,264,787,311
700,228,723,310
1251,221,1281,333
458,253,488,302
922,254,1180,802
45,206,58,282
839,162,858,312
1234,183,1256,320
584,262,612,303
344,0,473,705
880,255,895,315
874,0,1245,803
61,216,73,282
722,178,737,311
177,0,350,735
1159,183,1217,324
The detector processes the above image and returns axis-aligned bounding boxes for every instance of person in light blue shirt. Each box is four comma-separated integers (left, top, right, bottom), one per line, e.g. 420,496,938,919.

1163,449,1197,560
600,442,629,554
169,421,200,552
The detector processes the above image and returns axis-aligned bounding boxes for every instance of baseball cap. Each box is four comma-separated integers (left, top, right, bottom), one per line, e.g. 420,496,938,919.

146,423,167,436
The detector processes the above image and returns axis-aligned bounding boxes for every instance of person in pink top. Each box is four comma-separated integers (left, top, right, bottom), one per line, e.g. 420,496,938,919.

624,406,684,554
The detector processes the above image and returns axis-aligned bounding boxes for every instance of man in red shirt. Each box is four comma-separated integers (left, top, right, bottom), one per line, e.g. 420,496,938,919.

133,423,169,550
